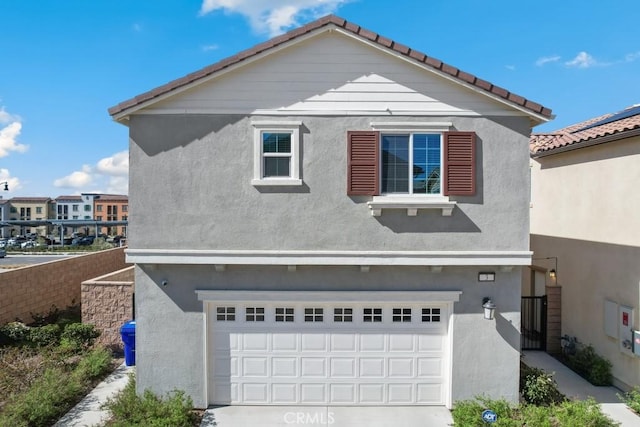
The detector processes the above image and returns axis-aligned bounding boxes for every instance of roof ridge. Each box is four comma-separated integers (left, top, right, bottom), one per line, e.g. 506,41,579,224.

108,14,551,120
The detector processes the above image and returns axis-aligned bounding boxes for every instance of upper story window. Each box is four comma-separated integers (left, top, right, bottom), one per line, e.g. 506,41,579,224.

382,133,441,195
347,124,476,216
84,205,91,212
96,205,103,212
72,204,79,212
251,121,302,186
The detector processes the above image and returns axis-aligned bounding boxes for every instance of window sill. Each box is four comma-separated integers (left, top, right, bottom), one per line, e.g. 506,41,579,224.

252,178,303,187
367,196,456,217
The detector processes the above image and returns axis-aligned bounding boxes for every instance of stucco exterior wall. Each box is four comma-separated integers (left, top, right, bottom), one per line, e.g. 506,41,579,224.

128,114,531,252
531,235,640,390
134,264,523,408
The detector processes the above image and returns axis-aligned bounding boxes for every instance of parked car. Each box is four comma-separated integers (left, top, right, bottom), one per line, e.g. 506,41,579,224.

0,248,5,258
71,236,95,246
21,241,40,249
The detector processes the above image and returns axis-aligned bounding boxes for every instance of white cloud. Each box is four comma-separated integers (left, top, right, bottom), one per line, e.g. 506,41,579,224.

55,151,129,194
0,106,28,158
54,165,93,189
505,65,516,71
625,51,640,62
96,150,128,176
202,44,219,52
199,0,348,36
535,55,561,66
565,51,598,68
0,168,21,192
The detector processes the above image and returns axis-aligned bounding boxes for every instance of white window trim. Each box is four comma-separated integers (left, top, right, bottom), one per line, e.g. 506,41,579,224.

251,121,303,186
368,122,456,216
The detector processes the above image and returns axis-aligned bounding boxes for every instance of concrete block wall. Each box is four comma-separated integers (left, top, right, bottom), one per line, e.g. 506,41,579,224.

81,266,134,350
0,247,128,325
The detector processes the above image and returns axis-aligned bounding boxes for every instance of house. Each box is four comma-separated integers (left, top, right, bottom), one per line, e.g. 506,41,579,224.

109,15,552,408
8,196,54,237
530,105,640,390
93,194,128,236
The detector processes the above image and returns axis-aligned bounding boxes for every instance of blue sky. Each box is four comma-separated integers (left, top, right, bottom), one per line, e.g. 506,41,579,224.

1,0,639,197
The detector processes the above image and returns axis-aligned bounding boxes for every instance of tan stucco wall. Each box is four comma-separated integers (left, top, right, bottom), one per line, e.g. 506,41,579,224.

530,135,640,245
530,134,640,390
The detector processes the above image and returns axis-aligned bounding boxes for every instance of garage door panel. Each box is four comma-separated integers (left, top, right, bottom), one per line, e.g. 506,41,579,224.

272,357,297,377
208,301,450,406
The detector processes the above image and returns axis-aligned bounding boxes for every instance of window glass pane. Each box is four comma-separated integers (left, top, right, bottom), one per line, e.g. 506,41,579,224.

381,135,409,193
263,133,291,153
413,134,441,194
264,157,290,177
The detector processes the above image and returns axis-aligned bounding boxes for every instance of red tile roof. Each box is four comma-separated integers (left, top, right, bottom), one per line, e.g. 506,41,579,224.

108,14,552,121
530,105,640,156
10,197,52,203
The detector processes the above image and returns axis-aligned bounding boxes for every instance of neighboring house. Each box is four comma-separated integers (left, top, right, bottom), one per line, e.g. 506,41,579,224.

529,105,640,391
109,15,552,408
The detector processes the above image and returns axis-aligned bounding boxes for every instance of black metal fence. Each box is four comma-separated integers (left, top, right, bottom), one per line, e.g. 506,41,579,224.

521,296,547,350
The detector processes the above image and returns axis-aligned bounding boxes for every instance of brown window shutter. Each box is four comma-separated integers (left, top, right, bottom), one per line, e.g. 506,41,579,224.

347,131,380,196
443,131,476,196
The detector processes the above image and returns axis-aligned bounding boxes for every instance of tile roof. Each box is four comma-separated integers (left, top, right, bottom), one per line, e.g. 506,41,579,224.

10,197,52,203
530,105,640,156
55,195,83,201
108,14,552,121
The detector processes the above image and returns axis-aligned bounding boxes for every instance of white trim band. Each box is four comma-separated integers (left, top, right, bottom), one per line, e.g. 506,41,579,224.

126,249,532,266
196,290,462,303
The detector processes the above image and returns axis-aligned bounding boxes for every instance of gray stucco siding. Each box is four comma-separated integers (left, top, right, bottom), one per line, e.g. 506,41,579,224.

128,114,531,252
135,264,522,408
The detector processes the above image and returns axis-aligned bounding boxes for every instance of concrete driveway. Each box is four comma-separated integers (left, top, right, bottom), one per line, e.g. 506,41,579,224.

201,405,454,427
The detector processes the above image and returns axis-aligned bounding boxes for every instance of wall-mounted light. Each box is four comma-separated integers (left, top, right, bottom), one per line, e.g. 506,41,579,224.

532,256,558,282
549,269,556,279
478,272,495,282
482,297,496,320
0,181,8,191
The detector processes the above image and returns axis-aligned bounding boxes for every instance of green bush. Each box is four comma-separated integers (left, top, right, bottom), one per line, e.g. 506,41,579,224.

520,365,564,406
0,366,82,427
0,321,31,344
28,324,61,347
72,346,113,381
104,375,198,427
618,386,640,414
59,323,100,352
565,345,612,386
452,397,618,426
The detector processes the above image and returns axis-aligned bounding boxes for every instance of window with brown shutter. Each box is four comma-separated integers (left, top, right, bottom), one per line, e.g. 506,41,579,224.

443,132,476,196
347,131,380,196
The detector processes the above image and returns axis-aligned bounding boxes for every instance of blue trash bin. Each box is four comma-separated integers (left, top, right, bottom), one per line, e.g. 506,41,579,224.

120,320,136,366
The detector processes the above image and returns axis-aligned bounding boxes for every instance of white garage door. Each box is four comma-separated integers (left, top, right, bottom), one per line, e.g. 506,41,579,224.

202,291,455,406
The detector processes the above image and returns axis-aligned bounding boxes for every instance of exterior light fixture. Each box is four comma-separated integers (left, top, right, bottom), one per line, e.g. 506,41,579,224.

482,297,496,320
532,256,558,283
549,269,556,279
0,181,8,191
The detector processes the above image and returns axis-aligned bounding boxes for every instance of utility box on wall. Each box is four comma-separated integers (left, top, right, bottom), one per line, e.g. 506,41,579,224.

619,305,634,356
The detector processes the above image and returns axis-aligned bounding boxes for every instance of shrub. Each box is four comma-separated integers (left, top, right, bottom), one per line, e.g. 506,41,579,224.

618,386,640,414
28,324,61,347
565,344,612,386
0,366,83,427
72,346,113,381
520,364,564,406
452,397,618,426
105,375,198,427
59,323,100,352
0,321,31,344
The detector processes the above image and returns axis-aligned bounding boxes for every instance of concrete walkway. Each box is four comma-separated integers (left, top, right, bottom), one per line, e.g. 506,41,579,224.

522,351,640,426
54,363,134,427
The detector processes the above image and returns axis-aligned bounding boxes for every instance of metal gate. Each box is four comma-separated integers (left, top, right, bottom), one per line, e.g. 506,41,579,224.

521,296,547,350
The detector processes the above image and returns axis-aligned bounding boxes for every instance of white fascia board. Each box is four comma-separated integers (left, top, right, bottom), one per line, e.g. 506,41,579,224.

126,249,532,266
196,290,462,303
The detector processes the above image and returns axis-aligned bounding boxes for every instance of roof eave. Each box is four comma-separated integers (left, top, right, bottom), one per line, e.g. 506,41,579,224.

532,127,640,158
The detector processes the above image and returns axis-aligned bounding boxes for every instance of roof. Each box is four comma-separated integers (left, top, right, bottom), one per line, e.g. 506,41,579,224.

55,195,83,201
10,197,52,203
530,105,640,157
95,194,128,202
109,14,552,122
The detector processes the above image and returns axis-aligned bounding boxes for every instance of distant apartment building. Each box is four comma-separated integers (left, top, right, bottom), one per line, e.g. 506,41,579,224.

8,197,53,237
0,199,10,238
94,194,128,236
